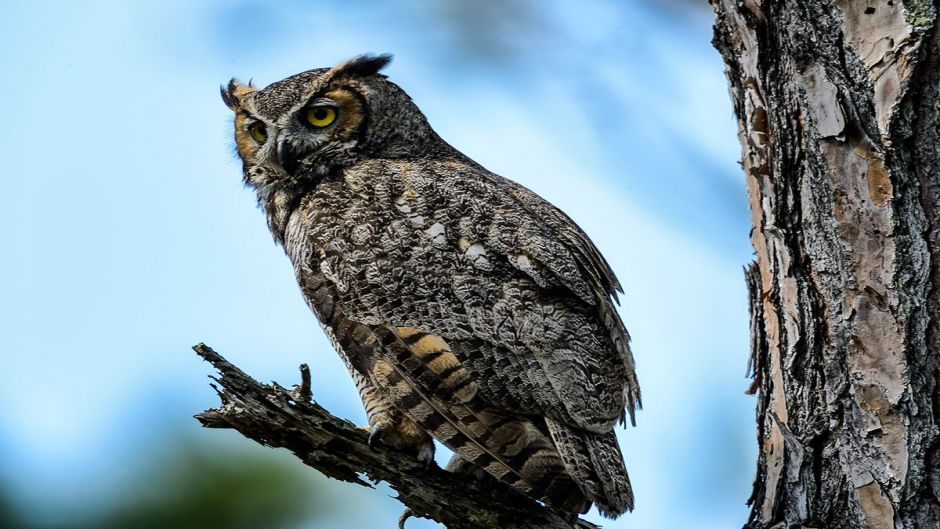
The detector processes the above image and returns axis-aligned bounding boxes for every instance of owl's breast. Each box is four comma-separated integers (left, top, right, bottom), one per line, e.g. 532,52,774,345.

282,163,501,333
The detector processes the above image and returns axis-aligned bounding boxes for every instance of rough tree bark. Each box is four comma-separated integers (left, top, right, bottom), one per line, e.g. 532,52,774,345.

712,1,940,528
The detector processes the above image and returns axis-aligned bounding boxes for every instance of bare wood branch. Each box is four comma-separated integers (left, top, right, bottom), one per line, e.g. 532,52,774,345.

192,343,599,529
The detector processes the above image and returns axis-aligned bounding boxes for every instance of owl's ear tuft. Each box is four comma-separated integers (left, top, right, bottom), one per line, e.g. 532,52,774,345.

221,78,255,110
331,54,393,79
220,82,236,110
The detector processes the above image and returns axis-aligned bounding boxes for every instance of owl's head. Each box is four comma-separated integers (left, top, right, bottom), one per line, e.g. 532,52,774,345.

222,54,454,194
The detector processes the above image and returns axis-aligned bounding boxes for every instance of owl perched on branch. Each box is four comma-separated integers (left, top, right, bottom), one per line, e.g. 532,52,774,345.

221,54,640,518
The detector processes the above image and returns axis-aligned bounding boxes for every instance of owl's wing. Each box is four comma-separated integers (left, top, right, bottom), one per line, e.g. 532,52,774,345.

307,159,639,431
481,173,639,425
491,172,623,304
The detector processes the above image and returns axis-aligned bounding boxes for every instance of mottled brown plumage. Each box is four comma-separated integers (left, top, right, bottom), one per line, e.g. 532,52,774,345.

221,54,640,517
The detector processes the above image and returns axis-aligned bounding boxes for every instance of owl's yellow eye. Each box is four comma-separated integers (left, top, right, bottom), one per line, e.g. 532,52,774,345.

248,122,267,143
306,106,337,128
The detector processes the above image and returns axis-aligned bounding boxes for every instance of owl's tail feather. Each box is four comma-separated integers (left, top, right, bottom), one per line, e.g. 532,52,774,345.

329,311,602,515
348,322,590,512
545,418,634,517
444,414,592,515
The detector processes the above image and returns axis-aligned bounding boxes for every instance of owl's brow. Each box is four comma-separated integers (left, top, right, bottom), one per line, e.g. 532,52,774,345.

251,54,390,117
280,85,348,123
241,114,266,125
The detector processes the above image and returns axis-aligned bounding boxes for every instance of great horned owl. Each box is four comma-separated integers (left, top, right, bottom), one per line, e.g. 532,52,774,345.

221,55,640,518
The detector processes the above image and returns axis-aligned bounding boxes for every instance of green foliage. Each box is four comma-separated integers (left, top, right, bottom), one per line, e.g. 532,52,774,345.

0,437,339,529
0,492,29,529
76,441,330,529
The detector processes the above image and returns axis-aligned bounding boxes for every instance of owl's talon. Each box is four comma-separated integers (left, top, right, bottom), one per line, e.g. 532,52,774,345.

397,508,414,529
368,423,387,449
417,442,436,469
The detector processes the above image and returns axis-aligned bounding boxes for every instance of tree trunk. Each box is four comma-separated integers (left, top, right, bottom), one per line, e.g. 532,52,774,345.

711,1,940,528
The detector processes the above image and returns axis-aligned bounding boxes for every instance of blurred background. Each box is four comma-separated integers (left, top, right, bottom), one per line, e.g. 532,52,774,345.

0,0,755,528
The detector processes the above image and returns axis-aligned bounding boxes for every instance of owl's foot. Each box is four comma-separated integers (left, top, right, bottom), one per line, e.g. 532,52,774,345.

444,453,491,481
365,421,435,468
367,421,392,450
415,440,435,469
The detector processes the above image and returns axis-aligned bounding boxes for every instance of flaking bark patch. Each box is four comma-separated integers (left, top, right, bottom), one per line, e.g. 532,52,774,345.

836,0,918,139
866,154,893,206
857,478,895,529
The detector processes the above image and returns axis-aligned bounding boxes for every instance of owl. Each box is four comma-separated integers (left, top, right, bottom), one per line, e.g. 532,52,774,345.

221,55,640,518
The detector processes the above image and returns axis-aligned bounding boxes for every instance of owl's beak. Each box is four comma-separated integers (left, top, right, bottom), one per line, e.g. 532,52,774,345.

277,140,302,176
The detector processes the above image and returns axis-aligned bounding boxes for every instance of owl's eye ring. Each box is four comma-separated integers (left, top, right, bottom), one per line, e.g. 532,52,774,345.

248,122,267,143
305,105,338,128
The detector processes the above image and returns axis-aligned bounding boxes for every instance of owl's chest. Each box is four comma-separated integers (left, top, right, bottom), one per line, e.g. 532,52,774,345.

284,173,501,307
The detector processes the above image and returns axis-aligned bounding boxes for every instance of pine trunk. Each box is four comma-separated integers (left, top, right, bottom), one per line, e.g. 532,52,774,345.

711,1,940,528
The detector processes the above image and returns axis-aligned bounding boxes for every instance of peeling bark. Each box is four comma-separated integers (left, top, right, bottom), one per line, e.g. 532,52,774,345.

713,1,940,528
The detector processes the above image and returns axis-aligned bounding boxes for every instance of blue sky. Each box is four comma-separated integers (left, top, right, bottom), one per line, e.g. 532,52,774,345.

1,1,755,527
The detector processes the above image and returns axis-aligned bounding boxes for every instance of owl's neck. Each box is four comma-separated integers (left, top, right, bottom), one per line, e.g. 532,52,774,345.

257,184,306,246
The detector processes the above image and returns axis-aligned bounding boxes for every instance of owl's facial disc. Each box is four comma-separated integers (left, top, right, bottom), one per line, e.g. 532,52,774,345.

225,55,409,191
272,89,366,177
